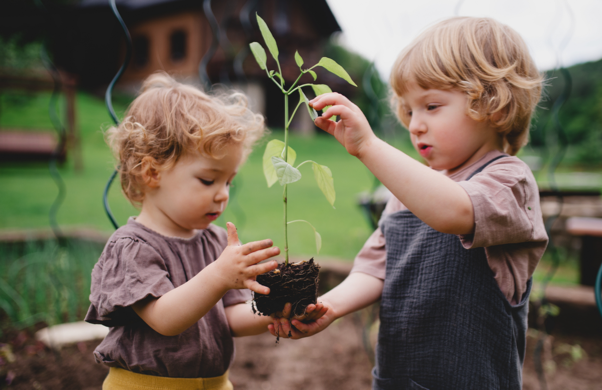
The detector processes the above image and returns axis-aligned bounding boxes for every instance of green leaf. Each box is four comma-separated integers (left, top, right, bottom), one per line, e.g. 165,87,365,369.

299,89,318,121
249,42,267,70
263,140,296,187
269,70,275,76
272,156,302,185
295,51,304,68
308,70,317,81
256,14,279,62
316,57,357,86
312,162,335,207
311,84,333,112
311,84,332,96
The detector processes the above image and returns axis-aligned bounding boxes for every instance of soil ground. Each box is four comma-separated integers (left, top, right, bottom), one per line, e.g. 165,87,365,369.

1,311,601,390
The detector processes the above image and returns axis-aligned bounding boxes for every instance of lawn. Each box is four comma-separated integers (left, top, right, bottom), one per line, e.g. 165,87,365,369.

0,90,410,260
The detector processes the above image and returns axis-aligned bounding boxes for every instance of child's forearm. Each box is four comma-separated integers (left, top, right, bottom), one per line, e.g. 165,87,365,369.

358,137,474,235
321,272,383,319
225,302,272,337
133,262,228,336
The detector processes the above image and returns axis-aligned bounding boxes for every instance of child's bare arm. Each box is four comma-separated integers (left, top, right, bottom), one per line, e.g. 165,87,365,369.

311,93,474,235
225,302,273,337
269,272,383,339
133,222,279,336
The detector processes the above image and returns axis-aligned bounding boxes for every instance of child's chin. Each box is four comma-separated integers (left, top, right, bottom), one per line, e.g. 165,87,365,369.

197,222,212,229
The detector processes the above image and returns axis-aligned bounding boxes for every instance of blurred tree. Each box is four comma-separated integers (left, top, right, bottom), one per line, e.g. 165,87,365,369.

531,59,602,166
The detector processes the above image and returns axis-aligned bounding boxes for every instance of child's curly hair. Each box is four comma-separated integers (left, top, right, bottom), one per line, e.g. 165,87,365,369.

106,72,265,205
390,17,543,156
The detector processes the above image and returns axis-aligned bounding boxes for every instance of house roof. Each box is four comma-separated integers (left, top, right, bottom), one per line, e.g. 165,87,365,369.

77,0,341,36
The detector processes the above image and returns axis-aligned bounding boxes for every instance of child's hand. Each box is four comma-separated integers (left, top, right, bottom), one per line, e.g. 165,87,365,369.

310,93,377,158
213,222,279,295
267,300,335,340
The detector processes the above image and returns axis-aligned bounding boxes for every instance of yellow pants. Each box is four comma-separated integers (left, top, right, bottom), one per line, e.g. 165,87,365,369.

103,367,234,390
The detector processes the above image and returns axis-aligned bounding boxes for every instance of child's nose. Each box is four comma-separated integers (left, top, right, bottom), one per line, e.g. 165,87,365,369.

408,115,427,135
214,184,229,202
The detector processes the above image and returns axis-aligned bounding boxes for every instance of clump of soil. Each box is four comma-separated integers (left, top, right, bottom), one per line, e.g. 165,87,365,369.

252,258,320,317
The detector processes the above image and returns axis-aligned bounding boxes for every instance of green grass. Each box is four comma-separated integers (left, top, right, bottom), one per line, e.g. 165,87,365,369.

0,90,396,260
0,238,103,329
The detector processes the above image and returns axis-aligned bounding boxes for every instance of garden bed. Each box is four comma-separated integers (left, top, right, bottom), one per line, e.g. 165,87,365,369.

1,313,601,390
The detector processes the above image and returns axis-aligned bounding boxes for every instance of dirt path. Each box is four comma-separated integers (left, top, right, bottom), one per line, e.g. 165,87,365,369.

2,313,601,389
230,314,373,390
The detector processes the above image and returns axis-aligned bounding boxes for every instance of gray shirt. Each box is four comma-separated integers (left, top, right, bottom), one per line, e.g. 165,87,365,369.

85,218,251,378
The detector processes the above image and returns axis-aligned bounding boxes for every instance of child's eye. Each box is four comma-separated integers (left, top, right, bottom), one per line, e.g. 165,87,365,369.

199,178,214,186
427,104,438,111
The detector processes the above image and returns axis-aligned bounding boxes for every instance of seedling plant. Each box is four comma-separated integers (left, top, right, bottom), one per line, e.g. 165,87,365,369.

249,14,356,317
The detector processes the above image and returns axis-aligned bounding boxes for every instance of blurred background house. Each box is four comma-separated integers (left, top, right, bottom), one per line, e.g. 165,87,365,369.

46,0,345,131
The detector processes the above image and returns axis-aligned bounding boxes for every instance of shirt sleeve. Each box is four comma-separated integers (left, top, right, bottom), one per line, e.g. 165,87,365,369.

457,158,542,249
350,196,406,280
85,237,174,326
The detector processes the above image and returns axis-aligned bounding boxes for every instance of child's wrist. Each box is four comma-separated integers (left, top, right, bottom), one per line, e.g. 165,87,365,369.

356,134,381,161
201,262,232,295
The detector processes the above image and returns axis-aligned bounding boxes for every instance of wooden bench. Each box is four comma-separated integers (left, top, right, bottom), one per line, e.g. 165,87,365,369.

0,71,81,169
0,131,65,163
565,217,602,286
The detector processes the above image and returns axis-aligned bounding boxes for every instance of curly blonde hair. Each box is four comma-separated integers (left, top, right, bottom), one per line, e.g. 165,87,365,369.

390,17,543,156
106,72,265,205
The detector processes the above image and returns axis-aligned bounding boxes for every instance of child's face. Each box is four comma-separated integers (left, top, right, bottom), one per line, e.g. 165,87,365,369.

401,81,502,175
145,143,244,235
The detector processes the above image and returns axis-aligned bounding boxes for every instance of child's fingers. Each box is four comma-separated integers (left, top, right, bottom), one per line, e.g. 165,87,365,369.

290,318,318,334
321,104,355,123
250,259,279,276
282,302,292,319
301,302,322,321
307,303,328,321
241,238,274,255
226,222,241,247
271,302,292,320
278,317,293,337
309,92,353,111
243,246,281,266
244,279,275,295
280,302,293,319
267,323,277,337
314,116,338,135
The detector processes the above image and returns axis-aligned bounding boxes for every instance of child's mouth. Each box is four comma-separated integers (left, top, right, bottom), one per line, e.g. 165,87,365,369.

206,212,219,221
418,144,432,157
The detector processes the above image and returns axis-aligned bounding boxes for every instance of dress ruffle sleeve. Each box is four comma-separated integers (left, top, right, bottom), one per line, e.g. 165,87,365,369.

85,237,174,326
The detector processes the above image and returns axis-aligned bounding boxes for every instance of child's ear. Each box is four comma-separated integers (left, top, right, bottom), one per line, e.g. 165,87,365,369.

490,106,507,125
141,156,161,188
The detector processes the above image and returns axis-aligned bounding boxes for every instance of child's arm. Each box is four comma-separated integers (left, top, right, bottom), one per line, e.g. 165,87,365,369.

133,222,279,336
310,93,475,235
268,272,383,339
224,302,273,336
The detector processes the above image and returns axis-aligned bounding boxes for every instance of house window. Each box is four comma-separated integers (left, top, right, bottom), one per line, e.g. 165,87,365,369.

133,35,149,69
170,30,187,61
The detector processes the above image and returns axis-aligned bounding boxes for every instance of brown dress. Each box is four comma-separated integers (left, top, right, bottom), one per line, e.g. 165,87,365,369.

85,218,251,378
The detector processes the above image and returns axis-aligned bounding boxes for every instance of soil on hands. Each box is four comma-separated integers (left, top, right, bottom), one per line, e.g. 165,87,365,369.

252,258,320,317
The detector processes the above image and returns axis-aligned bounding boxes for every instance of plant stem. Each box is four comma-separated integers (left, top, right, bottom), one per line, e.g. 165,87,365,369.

284,92,289,265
